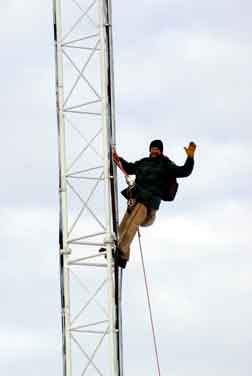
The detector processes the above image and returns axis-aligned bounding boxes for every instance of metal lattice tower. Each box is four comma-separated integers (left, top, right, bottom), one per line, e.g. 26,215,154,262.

52,1,123,375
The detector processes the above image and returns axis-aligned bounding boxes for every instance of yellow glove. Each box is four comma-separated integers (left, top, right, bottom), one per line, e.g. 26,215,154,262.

184,142,197,158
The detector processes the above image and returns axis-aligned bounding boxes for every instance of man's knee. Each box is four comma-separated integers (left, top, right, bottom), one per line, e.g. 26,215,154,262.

140,208,157,227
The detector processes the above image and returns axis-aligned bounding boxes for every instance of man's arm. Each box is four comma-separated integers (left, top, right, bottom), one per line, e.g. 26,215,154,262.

112,147,137,175
166,142,196,178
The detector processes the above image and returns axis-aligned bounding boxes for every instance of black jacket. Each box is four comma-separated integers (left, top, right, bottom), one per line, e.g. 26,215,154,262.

119,155,194,210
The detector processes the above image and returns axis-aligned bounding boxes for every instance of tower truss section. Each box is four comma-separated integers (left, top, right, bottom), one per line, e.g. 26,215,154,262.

52,0,122,375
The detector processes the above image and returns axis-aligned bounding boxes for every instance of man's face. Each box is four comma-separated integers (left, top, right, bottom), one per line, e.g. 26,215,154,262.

150,147,161,158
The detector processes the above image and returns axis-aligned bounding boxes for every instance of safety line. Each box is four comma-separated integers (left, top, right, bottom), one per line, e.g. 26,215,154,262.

137,229,162,376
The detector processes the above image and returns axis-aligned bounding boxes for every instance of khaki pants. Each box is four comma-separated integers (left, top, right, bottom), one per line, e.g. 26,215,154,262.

118,203,156,261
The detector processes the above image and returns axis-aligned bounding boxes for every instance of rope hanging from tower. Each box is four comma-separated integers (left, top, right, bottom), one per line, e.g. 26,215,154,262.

137,229,162,376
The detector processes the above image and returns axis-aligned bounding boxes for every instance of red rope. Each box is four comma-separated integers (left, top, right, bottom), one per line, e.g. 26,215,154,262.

113,154,129,177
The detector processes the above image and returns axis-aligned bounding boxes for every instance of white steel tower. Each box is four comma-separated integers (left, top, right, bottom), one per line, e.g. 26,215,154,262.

52,1,123,375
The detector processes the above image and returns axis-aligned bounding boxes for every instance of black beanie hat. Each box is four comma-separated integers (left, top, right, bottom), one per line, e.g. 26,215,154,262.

149,139,163,153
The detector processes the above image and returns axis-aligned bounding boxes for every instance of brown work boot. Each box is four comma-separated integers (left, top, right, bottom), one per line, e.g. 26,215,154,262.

116,247,127,269
117,257,127,269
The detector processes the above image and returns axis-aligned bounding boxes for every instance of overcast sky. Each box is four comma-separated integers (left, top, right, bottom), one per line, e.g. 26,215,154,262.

1,0,252,375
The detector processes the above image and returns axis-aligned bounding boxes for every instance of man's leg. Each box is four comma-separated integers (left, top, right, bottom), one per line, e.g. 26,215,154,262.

118,203,148,262
140,208,157,227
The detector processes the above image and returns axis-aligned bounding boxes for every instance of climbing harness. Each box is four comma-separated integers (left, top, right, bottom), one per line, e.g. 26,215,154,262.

137,229,162,376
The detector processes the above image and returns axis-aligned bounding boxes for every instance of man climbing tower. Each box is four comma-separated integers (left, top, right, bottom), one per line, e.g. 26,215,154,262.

113,140,196,268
